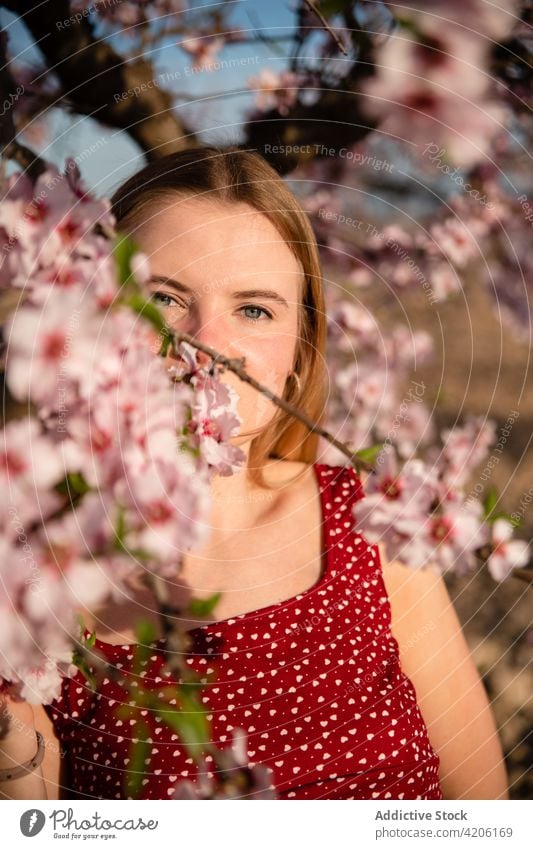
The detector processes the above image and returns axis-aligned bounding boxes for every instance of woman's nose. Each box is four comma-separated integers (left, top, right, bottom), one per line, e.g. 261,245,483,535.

175,311,231,370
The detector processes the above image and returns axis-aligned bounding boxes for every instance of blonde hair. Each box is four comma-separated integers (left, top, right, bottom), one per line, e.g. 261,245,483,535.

110,144,328,491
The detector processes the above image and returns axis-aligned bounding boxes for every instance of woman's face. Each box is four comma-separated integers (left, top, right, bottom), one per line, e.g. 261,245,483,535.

131,196,303,447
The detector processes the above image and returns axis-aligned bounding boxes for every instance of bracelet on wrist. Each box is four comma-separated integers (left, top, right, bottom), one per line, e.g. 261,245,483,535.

0,731,45,782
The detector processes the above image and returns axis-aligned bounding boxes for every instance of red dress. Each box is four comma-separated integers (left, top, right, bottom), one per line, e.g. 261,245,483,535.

45,463,443,800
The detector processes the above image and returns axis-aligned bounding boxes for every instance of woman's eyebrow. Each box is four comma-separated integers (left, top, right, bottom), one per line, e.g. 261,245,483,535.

148,275,290,309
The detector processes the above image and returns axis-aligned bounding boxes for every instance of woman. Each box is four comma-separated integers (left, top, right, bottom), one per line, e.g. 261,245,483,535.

0,145,509,800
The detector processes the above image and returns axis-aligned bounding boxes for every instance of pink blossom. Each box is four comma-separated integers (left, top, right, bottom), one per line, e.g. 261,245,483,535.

354,444,440,538
0,156,247,702
354,449,489,573
327,301,380,354
407,1,518,41
347,266,373,287
387,498,488,575
428,218,479,268
247,69,303,116
420,499,489,574
428,415,498,491
95,0,188,28
0,418,65,529
323,294,436,465
429,262,462,300
114,459,212,567
388,327,434,369
376,401,435,460
487,519,529,581
0,162,114,294
9,660,66,705
303,188,342,220
172,343,246,476
28,164,111,260
489,205,533,343
5,288,101,407
0,541,87,703
361,11,512,166
1,417,64,493
164,342,247,476
179,35,225,70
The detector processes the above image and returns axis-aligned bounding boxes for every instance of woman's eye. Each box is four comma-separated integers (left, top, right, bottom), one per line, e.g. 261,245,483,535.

240,305,273,322
149,293,272,323
150,291,185,309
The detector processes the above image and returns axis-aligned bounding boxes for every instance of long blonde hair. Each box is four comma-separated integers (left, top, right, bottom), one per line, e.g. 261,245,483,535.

110,144,328,490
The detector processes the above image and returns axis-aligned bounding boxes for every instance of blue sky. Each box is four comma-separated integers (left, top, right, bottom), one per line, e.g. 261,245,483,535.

1,1,478,227
1,1,306,197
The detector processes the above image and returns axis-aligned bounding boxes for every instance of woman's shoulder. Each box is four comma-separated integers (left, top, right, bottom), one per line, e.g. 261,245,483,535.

372,528,510,799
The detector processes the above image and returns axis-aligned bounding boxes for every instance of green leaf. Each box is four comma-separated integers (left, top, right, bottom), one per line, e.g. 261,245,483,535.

161,688,210,761
489,510,523,529
112,232,141,289
113,504,127,553
112,232,174,354
353,443,385,465
319,0,355,17
489,511,507,522
394,14,428,41
177,440,201,459
186,592,222,618
55,472,92,498
483,485,499,520
128,546,157,562
75,611,87,635
124,720,151,798
70,650,97,692
68,627,98,690
84,629,96,648
125,292,168,334
115,703,134,721
131,619,159,675
158,330,172,357
175,678,206,700
134,618,157,645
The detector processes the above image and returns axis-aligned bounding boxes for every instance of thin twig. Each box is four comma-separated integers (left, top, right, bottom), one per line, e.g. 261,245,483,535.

164,328,529,586
511,567,533,584
303,0,349,56
1,140,47,182
168,327,375,473
244,9,292,59
0,30,48,183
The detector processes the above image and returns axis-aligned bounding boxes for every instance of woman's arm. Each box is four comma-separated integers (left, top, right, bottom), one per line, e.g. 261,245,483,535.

378,545,510,800
34,703,67,800
0,697,64,800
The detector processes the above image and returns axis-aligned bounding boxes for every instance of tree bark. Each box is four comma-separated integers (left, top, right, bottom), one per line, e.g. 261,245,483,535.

3,1,381,171
2,0,198,160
